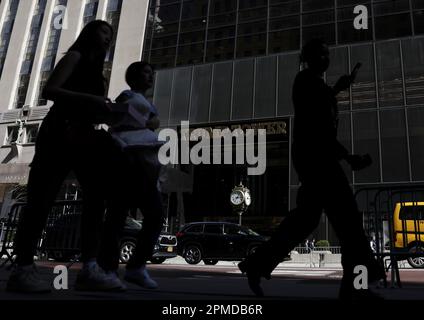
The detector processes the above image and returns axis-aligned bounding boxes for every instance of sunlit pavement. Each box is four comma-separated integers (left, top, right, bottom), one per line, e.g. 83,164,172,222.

0,258,423,301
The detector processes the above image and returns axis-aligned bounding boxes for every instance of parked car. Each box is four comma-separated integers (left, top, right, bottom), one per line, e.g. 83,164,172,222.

41,214,177,264
119,217,178,264
176,222,278,265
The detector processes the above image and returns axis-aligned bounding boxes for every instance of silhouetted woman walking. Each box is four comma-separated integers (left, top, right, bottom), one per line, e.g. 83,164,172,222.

7,20,126,293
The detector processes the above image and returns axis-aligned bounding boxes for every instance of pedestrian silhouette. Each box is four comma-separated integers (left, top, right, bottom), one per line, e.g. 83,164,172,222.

97,61,165,289
7,20,127,293
238,38,386,300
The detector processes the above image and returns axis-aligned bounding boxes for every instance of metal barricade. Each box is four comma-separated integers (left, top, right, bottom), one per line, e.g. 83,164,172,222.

0,200,83,267
355,185,424,288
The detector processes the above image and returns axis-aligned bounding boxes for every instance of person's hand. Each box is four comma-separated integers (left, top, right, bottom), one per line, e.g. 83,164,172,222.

346,154,372,171
334,75,354,93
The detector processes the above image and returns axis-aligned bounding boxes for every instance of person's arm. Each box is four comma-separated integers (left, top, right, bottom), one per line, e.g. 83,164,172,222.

146,116,160,130
42,51,108,111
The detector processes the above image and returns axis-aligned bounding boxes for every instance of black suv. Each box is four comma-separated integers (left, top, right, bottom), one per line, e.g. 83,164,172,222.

176,222,269,265
42,215,177,264
119,217,178,264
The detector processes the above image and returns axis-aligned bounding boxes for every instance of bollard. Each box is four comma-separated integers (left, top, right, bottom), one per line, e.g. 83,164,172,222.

319,253,325,267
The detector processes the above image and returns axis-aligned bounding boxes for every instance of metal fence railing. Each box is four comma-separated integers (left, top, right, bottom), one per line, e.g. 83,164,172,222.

355,185,424,287
0,200,83,267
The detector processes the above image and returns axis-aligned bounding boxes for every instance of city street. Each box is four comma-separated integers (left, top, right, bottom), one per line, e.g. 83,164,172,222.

0,258,423,301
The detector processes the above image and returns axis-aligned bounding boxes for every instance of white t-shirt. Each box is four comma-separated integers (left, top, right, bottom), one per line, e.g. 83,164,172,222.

110,90,162,148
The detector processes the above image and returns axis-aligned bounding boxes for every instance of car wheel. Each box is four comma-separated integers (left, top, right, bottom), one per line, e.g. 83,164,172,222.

203,259,218,265
184,245,202,264
120,239,136,263
407,245,424,268
150,257,166,264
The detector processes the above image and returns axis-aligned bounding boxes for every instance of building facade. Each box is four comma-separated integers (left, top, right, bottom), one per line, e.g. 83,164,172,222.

143,0,424,239
0,0,149,209
0,0,423,241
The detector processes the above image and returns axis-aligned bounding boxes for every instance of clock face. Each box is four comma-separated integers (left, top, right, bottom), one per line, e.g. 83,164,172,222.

245,192,251,206
230,190,244,206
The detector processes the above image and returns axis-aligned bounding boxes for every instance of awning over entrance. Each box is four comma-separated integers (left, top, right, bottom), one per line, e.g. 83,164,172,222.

0,163,30,184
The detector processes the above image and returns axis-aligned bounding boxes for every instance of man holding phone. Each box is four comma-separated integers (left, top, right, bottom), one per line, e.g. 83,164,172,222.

238,39,385,301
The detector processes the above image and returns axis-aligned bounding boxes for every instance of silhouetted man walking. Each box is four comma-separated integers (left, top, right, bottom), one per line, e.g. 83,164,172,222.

239,38,385,300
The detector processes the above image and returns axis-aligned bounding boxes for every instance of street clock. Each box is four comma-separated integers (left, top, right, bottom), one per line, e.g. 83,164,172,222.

230,183,251,209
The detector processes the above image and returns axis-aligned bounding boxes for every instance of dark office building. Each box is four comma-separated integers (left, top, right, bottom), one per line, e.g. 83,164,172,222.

143,0,424,240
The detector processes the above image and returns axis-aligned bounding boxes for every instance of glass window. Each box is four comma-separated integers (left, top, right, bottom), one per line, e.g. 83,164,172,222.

151,35,178,48
380,109,409,182
277,53,299,116
268,29,300,53
176,42,205,66
210,62,233,121
238,7,267,23
238,0,267,10
303,24,335,45
150,47,177,68
153,70,174,126
170,67,192,125
412,0,424,9
407,107,424,181
190,64,212,124
238,21,267,35
181,0,208,19
326,47,350,111
255,56,277,118
204,224,222,234
269,1,300,17
269,16,300,31
186,224,203,233
303,0,334,11
208,12,236,28
25,125,39,144
236,33,267,58
338,113,352,183
210,0,237,14
180,18,208,33
205,38,235,62
414,10,424,35
232,59,254,120
374,14,412,40
373,0,410,15
302,10,334,26
350,44,377,110
353,111,380,183
402,38,424,106
376,41,404,108
5,126,19,145
207,26,236,40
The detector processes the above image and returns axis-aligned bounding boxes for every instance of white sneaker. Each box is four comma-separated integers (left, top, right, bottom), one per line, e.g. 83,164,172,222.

74,263,125,291
124,266,158,289
6,264,51,293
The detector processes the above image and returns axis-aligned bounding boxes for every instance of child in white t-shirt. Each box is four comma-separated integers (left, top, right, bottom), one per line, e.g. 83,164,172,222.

110,62,163,183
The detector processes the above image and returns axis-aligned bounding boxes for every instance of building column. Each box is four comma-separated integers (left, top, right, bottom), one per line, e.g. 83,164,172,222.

107,0,149,99
0,0,9,31
0,1,36,110
96,0,108,20
25,0,56,108
55,0,85,60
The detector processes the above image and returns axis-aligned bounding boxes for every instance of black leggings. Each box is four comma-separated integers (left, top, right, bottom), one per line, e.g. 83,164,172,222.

98,148,164,271
14,116,128,266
